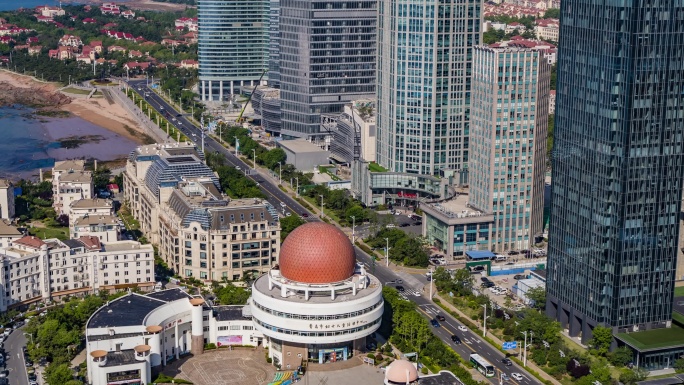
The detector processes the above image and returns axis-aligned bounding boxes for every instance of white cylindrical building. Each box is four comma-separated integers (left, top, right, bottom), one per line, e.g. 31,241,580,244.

190,298,205,355
145,325,162,369
250,222,383,370
133,345,151,385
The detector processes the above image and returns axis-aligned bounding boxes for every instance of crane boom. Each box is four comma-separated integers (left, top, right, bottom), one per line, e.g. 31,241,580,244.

236,69,267,124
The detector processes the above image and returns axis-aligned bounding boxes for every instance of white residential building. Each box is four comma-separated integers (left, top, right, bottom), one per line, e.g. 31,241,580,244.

0,235,154,311
71,214,121,243
69,199,115,224
53,160,94,215
0,179,15,220
0,221,21,248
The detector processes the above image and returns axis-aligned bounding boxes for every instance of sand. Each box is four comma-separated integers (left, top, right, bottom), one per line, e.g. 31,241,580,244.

0,70,149,145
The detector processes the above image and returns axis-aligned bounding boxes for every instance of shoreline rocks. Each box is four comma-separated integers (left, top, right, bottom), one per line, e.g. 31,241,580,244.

0,82,72,108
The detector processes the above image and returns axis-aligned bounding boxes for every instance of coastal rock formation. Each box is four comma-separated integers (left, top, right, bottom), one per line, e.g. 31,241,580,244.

0,82,71,107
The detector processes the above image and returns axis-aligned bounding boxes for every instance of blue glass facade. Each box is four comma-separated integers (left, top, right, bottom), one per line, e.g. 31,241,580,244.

278,0,377,137
198,0,270,101
546,1,684,339
375,0,481,176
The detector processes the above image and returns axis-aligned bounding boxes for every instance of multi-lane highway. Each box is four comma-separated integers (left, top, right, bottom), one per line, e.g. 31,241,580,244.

125,79,539,385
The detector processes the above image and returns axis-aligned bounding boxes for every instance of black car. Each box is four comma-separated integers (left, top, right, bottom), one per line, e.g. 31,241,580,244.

514,274,526,280
481,281,495,288
451,335,461,344
399,223,411,227
502,358,513,366
426,276,432,281
26,360,33,367
396,286,405,292
436,315,446,322
481,277,490,282
430,319,440,327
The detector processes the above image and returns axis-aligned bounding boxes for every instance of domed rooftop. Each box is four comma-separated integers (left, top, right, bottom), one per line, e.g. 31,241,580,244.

279,222,356,284
385,360,419,384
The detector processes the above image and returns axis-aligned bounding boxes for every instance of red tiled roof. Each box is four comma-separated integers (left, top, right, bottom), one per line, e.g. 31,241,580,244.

15,236,45,249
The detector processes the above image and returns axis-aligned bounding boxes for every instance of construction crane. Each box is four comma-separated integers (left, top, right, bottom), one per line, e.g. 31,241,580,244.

236,69,267,124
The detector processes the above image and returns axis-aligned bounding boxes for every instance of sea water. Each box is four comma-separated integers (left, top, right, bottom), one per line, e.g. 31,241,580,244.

0,105,139,180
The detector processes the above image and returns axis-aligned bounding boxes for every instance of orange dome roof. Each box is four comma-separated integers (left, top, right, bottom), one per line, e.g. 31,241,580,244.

279,222,356,284
385,360,418,383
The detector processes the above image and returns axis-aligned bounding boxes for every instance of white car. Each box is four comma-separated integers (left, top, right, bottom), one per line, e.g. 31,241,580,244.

458,325,467,332
511,373,523,381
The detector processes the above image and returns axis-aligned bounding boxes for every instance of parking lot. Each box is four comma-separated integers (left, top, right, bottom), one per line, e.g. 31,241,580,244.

168,349,275,385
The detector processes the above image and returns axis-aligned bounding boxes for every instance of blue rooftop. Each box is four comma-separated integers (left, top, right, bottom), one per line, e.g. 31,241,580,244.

466,250,495,260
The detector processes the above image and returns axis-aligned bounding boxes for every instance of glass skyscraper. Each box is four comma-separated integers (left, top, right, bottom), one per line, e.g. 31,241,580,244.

198,0,270,101
546,1,684,338
375,0,481,176
268,0,280,88
278,0,377,138
470,46,549,252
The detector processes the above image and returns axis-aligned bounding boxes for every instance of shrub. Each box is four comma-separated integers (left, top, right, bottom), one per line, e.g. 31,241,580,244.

204,343,217,350
367,353,376,359
375,353,383,361
421,366,428,375
266,357,272,364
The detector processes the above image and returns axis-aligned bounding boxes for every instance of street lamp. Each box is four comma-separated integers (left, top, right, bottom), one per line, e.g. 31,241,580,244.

24,332,34,345
234,136,240,156
252,149,257,170
295,177,299,198
278,162,282,184
522,331,528,367
385,238,390,267
429,266,435,299
319,195,325,218
350,215,356,243
481,304,488,337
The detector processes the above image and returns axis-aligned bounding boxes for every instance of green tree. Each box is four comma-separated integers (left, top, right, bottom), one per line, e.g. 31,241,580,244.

608,346,633,367
619,368,649,385
674,357,684,373
279,215,305,242
589,325,613,356
392,236,429,267
550,63,557,90
259,148,287,170
526,286,546,309
543,8,560,19
93,167,112,191
44,363,74,385
345,204,367,224
213,281,250,305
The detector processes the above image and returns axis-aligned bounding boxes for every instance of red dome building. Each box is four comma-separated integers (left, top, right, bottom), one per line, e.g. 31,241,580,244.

251,222,383,369
279,222,356,283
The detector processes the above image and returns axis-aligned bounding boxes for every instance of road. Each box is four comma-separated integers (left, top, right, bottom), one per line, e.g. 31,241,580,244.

128,79,313,222
5,328,28,385
126,79,540,385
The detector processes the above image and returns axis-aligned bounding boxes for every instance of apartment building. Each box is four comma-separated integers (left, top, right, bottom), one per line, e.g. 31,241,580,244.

52,160,93,215
71,215,121,243
123,143,281,281
0,221,21,248
69,198,115,224
0,180,15,220
0,235,154,311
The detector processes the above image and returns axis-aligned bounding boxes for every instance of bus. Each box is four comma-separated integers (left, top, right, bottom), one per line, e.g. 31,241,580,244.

470,354,495,377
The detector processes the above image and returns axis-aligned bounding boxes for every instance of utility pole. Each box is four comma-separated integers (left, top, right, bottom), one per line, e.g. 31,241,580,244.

278,162,282,184
252,149,256,170
319,195,325,218
295,177,299,198
429,266,434,299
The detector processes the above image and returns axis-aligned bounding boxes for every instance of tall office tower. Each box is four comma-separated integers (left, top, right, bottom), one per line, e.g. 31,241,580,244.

469,45,549,252
278,0,377,138
546,2,684,338
268,0,280,88
375,0,481,176
198,0,270,101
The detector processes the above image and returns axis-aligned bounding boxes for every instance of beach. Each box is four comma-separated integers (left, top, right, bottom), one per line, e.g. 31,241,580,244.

0,70,149,145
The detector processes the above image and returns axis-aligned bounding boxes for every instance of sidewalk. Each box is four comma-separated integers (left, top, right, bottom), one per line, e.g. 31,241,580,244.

435,294,561,385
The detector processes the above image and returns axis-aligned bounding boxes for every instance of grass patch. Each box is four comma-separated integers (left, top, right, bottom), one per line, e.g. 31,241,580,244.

29,226,69,240
673,312,684,327
153,374,192,384
674,286,684,297
616,323,684,350
62,87,92,95
368,162,388,173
